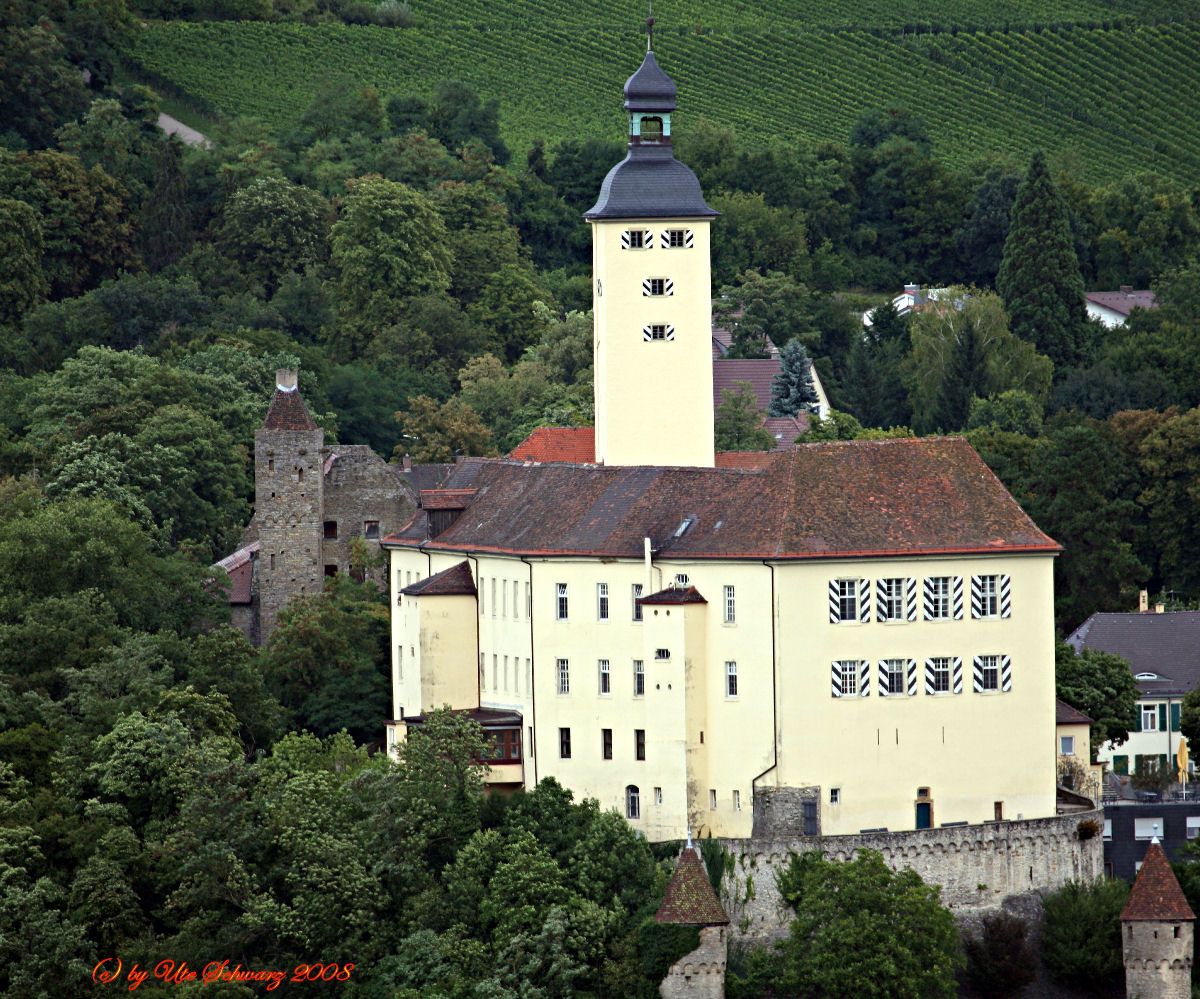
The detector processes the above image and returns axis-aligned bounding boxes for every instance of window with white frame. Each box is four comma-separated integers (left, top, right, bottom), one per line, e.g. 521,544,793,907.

1187,817,1200,840
626,785,641,819
833,579,859,621
501,579,507,618
884,658,906,696
643,277,671,297
556,658,570,695
597,582,609,621
633,660,645,697
926,577,952,619
675,573,689,588
623,229,647,249
1134,817,1163,840
734,790,742,811
503,655,508,691
525,581,531,617
978,655,1000,692
644,323,670,341
632,583,643,621
556,583,568,620
598,659,611,695
491,578,496,618
724,585,736,623
726,661,738,697
1059,735,1075,756
1104,819,1113,841
513,580,520,619
479,575,485,616
492,654,498,690
1142,704,1158,731
974,574,999,617
840,660,859,696
664,228,691,248
930,657,951,693
877,577,905,621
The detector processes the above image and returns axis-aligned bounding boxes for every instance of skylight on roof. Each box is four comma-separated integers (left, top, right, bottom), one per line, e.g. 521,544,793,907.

673,516,695,539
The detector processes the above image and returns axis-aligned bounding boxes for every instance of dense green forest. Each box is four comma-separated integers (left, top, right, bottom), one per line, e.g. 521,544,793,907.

4,0,1200,993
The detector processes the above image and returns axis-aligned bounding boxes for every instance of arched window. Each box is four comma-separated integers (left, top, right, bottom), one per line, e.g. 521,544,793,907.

626,784,641,819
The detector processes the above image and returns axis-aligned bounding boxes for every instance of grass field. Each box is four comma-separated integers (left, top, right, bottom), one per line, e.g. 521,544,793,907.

122,1,1200,182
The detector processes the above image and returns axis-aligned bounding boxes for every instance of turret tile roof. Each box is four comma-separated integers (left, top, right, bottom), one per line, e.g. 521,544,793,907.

1121,841,1195,922
261,386,317,431
401,560,477,597
655,846,729,926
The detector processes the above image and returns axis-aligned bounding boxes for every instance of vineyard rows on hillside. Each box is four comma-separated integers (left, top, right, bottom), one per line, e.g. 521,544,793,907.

123,19,1200,182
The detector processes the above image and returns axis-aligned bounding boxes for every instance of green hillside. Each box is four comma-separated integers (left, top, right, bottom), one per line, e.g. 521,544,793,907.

123,1,1200,182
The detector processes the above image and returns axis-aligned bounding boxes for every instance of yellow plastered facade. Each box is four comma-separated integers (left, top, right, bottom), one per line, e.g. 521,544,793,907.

591,219,715,468
387,548,1057,840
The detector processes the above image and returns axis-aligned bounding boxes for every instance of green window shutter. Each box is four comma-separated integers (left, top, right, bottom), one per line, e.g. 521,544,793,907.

1160,704,1168,731
1114,755,1128,775
1133,707,1142,733
1173,703,1182,731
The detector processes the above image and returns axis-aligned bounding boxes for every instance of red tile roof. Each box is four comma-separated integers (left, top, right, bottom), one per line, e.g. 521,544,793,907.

714,451,776,470
712,358,779,412
1055,698,1092,725
1121,841,1195,922
1086,290,1157,317
402,560,477,597
420,489,478,511
261,386,317,431
384,437,1059,560
655,846,729,926
510,426,596,463
641,585,707,605
214,541,259,604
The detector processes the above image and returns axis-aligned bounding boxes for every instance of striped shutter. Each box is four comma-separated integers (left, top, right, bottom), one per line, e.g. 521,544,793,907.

858,579,870,622
972,656,985,693
952,577,963,619
970,575,985,619
642,325,654,341
859,660,870,697
828,580,842,623
875,580,889,622
831,662,844,697
1000,574,1011,618
684,229,694,247
877,661,890,697
905,577,917,621
1000,654,1012,692
642,277,653,296
664,278,674,296
643,229,654,247
924,659,937,695
660,229,695,248
922,577,938,619
952,656,963,694
906,659,917,696
621,230,632,249
665,324,675,341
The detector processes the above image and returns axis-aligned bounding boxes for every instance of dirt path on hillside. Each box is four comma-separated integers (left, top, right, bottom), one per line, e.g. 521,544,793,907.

157,113,212,148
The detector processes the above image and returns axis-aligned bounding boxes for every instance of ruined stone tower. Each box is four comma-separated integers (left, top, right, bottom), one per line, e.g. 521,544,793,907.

254,369,324,641
1121,836,1195,999
654,840,729,999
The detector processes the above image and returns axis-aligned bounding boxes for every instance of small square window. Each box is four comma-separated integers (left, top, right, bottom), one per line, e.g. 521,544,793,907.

1059,735,1075,756
323,520,338,540
655,648,670,661
646,278,666,296
666,229,687,248
626,230,645,249
830,787,841,805
324,564,338,577
363,520,379,539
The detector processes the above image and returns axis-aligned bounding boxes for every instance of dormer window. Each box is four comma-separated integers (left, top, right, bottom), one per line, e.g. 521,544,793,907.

1135,672,1159,680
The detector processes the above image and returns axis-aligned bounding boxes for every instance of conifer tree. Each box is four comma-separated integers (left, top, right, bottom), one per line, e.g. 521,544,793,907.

139,139,192,272
768,340,818,417
997,150,1087,370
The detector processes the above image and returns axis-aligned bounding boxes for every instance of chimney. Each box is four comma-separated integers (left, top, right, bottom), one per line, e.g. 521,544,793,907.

402,453,412,472
1120,285,1133,295
276,368,299,393
1139,590,1149,613
1156,603,1166,614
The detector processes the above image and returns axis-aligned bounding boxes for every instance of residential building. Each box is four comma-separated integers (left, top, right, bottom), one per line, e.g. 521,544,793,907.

1086,287,1157,328
1067,610,1200,777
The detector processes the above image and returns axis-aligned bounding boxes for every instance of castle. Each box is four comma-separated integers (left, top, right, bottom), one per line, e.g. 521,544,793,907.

382,44,1063,843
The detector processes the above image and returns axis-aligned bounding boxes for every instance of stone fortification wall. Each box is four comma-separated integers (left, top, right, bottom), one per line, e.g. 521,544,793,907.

1125,921,1194,999
719,808,1104,944
320,446,415,584
659,925,726,999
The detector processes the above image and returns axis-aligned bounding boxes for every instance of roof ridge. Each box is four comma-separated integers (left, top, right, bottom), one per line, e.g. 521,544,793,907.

1121,841,1195,922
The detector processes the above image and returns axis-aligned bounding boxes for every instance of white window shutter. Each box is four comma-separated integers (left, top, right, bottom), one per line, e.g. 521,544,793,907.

620,230,632,249
875,580,888,622
684,229,694,247
642,325,653,341
642,277,653,296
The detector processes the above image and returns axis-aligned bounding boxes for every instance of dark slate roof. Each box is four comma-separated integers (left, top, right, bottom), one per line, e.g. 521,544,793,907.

1121,841,1195,922
655,846,729,926
1066,611,1200,696
1055,698,1092,725
401,560,477,597
402,707,521,727
624,50,677,111
382,438,1059,560
585,144,717,221
261,386,317,431
641,585,707,605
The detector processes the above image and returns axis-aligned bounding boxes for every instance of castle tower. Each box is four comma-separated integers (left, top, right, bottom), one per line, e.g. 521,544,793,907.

254,369,325,641
1121,836,1195,999
654,838,729,999
585,30,718,468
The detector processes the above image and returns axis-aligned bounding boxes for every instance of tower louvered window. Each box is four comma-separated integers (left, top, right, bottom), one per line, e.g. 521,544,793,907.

642,324,675,341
